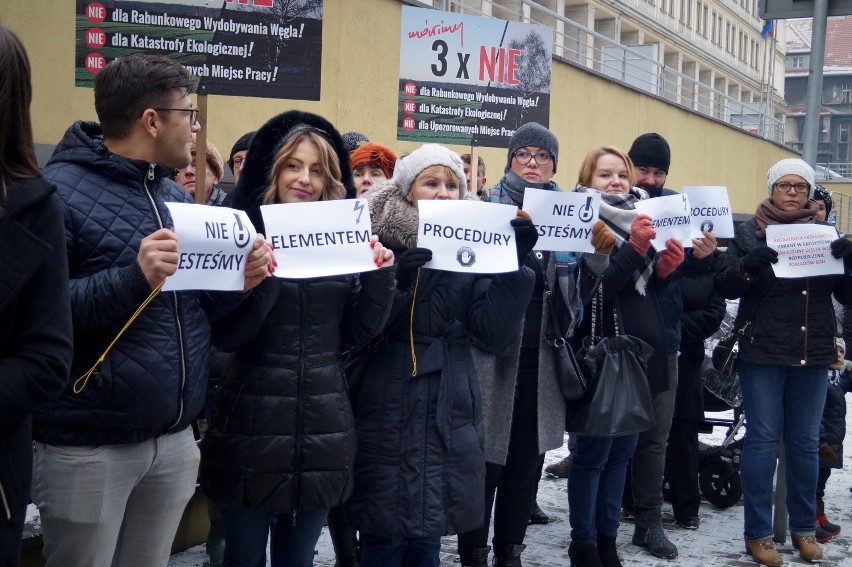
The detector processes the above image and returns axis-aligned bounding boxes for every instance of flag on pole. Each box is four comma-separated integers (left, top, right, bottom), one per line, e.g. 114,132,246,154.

761,19,774,38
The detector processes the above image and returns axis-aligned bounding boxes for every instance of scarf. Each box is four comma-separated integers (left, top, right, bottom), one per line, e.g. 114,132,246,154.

754,198,818,238
490,172,577,277
573,184,654,295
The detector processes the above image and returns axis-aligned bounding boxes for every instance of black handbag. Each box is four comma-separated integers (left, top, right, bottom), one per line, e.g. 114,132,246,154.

567,285,656,437
533,254,588,401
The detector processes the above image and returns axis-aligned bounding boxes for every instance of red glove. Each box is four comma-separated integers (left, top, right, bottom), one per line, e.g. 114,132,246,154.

629,214,656,256
656,238,685,280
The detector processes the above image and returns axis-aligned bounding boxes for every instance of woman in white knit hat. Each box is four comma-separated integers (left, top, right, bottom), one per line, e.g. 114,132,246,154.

346,144,539,567
715,157,852,566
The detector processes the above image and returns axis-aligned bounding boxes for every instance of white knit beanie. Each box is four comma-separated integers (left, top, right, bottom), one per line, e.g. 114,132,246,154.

836,337,846,353
392,144,467,199
766,158,816,199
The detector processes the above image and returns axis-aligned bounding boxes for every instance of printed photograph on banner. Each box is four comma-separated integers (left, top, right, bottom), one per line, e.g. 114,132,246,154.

766,223,843,279
397,6,553,148
417,200,518,274
634,192,693,250
682,186,734,238
521,188,599,253
163,202,257,291
75,0,323,100
261,199,376,279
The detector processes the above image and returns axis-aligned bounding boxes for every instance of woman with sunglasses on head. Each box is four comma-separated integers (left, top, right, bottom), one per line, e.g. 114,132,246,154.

199,110,396,567
715,158,852,567
457,124,617,567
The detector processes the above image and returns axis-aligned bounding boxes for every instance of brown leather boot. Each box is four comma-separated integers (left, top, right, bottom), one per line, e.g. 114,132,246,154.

744,538,783,566
791,534,823,563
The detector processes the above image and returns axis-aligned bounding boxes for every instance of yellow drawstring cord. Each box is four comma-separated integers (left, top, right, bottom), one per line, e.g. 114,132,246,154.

73,280,165,394
409,268,421,377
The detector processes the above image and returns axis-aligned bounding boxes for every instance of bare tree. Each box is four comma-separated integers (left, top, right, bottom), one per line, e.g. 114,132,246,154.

508,30,551,121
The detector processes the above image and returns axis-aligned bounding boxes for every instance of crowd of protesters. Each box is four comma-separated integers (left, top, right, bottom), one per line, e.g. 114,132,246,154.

4,31,852,567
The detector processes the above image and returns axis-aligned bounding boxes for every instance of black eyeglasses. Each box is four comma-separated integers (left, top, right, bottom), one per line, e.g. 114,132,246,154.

513,149,552,165
773,182,809,194
153,108,199,125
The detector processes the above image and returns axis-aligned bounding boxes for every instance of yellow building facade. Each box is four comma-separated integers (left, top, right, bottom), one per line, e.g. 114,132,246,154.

3,0,798,214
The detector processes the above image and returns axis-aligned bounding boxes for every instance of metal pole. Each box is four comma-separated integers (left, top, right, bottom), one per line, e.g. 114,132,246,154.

802,0,829,166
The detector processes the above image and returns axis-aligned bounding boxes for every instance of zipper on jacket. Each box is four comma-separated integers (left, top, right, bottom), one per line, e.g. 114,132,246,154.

292,280,307,525
0,479,11,522
143,169,188,429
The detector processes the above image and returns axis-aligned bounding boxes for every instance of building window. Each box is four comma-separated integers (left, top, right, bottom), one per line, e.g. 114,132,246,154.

680,0,692,25
791,55,805,69
840,122,850,143
843,84,852,103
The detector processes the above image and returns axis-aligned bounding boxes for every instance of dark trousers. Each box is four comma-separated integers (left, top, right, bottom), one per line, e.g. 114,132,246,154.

816,466,831,500
458,380,540,554
0,506,25,567
665,418,701,520
360,534,440,567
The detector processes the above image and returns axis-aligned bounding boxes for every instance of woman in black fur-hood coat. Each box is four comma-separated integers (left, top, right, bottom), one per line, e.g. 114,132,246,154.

199,110,396,566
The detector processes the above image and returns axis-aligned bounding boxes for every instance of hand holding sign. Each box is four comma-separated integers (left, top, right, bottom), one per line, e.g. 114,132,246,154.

243,234,273,292
691,230,718,260
370,235,395,268
591,221,616,255
634,194,693,250
521,189,601,253
138,228,179,290
629,215,656,255
766,224,842,278
656,239,685,280
511,216,539,264
830,238,852,272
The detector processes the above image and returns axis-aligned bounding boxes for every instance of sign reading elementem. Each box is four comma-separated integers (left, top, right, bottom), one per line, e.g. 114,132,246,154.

75,0,323,100
397,7,553,148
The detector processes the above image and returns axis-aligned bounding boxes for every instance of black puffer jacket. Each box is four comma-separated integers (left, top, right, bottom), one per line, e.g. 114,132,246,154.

345,182,535,537
199,110,396,513
0,177,72,522
819,364,852,468
716,217,852,366
36,121,232,445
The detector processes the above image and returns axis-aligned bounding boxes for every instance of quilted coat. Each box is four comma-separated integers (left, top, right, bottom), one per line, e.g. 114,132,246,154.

35,121,231,446
199,110,396,514
345,181,535,537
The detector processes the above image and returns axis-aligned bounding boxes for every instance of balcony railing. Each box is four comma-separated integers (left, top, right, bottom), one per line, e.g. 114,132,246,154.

415,0,785,143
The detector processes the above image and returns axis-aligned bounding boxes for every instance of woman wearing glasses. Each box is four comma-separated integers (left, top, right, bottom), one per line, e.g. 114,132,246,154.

199,110,396,567
715,158,852,566
457,124,617,567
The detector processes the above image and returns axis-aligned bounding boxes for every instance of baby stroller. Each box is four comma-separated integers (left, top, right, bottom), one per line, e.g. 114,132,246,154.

697,299,745,509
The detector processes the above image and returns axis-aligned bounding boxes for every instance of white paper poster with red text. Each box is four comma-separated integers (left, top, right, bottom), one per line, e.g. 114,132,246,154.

766,224,843,278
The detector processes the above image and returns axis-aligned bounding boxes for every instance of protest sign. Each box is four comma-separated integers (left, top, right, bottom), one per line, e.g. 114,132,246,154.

634,193,693,250
418,200,517,273
522,188,600,253
76,0,323,100
262,199,376,279
397,7,552,148
766,224,843,278
682,186,734,238
163,202,257,291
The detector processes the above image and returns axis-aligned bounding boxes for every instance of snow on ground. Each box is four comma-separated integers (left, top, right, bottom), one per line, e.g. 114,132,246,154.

169,406,852,566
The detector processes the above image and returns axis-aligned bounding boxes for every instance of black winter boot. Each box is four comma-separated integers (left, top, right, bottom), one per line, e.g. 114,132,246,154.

817,498,841,536
568,540,604,567
596,535,623,567
459,546,491,567
492,543,526,567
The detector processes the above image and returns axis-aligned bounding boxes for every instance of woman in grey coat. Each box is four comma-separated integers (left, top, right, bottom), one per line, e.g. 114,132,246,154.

457,123,615,567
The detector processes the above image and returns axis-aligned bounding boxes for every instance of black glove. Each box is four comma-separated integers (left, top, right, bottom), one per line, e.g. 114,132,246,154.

831,238,852,271
395,247,432,289
511,217,539,265
740,245,778,277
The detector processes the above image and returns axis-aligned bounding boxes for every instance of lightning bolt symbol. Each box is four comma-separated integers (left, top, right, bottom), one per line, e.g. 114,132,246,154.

683,195,687,211
354,200,365,224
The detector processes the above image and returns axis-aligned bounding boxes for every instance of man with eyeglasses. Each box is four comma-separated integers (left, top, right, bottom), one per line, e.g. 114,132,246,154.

34,53,272,567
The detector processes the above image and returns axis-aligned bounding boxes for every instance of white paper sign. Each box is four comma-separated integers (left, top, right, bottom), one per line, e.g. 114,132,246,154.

682,186,735,238
418,200,518,274
262,200,376,279
522,188,600,253
634,193,693,250
766,224,843,278
163,203,257,291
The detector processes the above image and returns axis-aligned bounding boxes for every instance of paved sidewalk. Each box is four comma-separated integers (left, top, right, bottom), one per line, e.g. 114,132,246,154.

169,407,852,566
